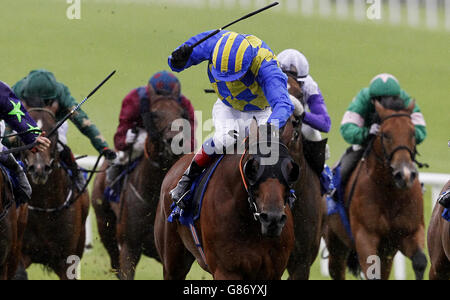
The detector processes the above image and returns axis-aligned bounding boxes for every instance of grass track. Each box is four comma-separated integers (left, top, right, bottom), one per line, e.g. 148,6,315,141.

1,0,448,280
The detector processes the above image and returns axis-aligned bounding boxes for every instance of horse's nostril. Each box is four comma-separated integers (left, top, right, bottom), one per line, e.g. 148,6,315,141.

259,213,269,223
410,170,417,182
279,214,287,225
44,165,52,173
393,171,403,181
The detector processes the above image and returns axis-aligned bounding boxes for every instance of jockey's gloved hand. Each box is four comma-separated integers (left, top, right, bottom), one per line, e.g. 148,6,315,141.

125,129,137,145
171,45,193,69
369,123,380,136
102,148,117,161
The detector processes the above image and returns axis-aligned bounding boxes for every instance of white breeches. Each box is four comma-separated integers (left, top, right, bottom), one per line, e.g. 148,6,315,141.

211,99,271,150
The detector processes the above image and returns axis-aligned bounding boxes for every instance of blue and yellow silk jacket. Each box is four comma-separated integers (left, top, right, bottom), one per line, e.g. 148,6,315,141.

169,30,294,127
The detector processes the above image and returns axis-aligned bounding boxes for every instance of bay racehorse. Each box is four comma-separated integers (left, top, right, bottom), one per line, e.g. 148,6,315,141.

155,120,298,280
285,75,327,280
20,107,90,280
0,167,27,280
92,89,189,280
428,180,450,280
326,99,427,280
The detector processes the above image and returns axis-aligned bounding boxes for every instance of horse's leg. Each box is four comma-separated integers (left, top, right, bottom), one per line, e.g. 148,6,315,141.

353,227,381,280
399,228,427,280
429,252,450,280
117,239,142,280
156,222,195,280
326,229,350,280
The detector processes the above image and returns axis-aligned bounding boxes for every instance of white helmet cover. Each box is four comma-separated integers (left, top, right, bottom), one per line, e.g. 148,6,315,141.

277,49,309,81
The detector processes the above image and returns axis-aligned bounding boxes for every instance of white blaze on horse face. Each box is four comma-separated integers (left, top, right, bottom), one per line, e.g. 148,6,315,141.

37,119,43,129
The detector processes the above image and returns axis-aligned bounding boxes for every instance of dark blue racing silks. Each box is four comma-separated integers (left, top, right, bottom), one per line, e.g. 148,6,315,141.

443,208,450,222
0,81,40,146
168,30,294,128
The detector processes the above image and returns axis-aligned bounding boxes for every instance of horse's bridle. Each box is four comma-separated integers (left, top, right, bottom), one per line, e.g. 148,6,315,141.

240,141,298,221
375,113,417,164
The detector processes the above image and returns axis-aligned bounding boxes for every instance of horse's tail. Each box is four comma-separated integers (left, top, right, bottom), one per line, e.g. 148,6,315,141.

347,250,361,278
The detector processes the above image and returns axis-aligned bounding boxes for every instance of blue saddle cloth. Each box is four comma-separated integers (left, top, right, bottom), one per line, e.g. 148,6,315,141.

168,155,225,227
443,208,450,222
326,164,354,241
104,158,141,203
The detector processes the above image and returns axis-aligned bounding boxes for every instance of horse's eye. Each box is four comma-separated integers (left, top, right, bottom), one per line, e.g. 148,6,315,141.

382,133,392,140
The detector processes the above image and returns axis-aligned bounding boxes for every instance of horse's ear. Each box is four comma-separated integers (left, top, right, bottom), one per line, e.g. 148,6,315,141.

171,82,181,99
280,116,294,146
406,99,415,114
49,100,59,115
147,84,157,99
22,101,30,111
374,100,387,119
244,157,261,186
249,117,259,143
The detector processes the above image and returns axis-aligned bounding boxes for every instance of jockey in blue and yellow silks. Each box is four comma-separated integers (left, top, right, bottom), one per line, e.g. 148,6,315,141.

168,30,294,209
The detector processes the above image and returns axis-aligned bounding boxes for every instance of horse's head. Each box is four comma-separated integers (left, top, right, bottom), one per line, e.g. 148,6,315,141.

141,86,188,166
22,103,59,185
374,99,418,189
243,120,299,237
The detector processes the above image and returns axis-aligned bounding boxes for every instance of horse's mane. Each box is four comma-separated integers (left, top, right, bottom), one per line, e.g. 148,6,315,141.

376,96,406,111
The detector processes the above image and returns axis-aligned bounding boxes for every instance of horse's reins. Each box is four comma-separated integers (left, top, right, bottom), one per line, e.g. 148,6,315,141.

23,108,105,213
239,140,297,221
347,113,428,213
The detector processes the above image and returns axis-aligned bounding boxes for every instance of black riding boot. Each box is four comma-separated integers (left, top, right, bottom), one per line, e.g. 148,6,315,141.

339,147,364,188
438,189,450,209
60,144,86,192
170,160,205,209
1,154,32,201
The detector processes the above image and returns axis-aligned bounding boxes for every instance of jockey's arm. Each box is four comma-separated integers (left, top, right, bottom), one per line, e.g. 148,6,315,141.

114,89,141,152
340,89,372,145
168,30,229,72
0,84,41,146
257,61,294,128
58,84,109,154
303,90,331,133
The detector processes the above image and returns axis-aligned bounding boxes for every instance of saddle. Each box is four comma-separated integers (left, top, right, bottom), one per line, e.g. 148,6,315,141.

168,155,225,226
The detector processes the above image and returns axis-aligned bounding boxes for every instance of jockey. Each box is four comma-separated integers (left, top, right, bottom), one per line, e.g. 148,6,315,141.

277,49,331,158
9,69,116,191
106,71,196,184
338,73,427,186
0,81,51,201
168,30,294,209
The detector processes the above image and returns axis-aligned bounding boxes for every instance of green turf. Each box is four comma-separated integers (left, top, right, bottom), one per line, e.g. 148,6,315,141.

1,0,449,280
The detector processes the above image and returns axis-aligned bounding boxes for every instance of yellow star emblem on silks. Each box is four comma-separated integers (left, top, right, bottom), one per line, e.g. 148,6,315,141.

8,100,25,123
27,123,42,134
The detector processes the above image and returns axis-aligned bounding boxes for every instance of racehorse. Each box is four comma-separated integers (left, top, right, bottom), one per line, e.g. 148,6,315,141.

285,75,327,280
0,169,27,280
428,180,450,280
92,89,189,280
325,99,427,280
19,107,90,280
154,120,298,280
